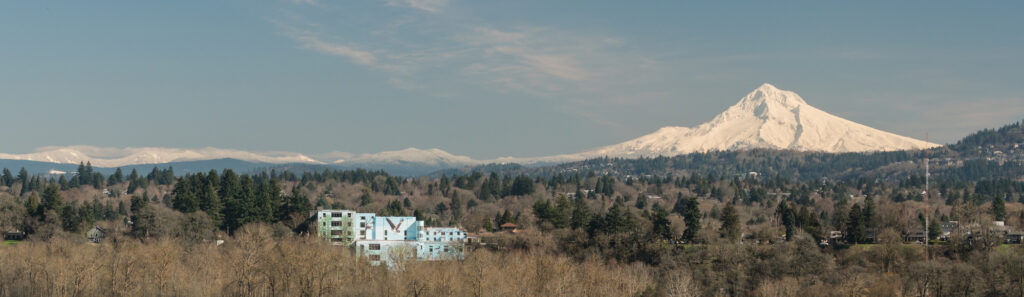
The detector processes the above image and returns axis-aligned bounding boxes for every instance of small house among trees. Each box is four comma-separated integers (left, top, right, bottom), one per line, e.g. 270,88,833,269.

4,230,26,241
500,222,519,233
87,226,106,243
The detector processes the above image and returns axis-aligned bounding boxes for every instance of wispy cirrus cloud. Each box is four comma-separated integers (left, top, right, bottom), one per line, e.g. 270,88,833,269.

292,33,378,65
278,25,378,65
387,0,449,13
287,0,322,7
274,1,663,110
455,26,659,99
469,27,590,81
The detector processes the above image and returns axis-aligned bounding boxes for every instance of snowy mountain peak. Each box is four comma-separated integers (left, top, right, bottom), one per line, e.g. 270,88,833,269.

738,82,807,112
572,83,939,159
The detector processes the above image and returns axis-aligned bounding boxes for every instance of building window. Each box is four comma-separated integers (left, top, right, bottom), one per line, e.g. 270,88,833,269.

360,230,366,236
369,244,381,250
331,221,342,226
369,255,380,261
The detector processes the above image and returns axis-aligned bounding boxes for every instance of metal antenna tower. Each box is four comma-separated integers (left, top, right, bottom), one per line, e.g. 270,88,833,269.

925,132,930,261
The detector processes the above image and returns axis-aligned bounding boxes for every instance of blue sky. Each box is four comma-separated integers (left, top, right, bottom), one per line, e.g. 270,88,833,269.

2,1,1022,158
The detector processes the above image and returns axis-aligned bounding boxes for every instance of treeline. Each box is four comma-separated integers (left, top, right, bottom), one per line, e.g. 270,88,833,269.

0,163,173,196
952,119,1024,151
167,170,310,232
0,166,416,240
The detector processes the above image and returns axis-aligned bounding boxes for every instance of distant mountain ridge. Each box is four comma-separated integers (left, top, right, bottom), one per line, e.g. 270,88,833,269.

0,146,322,167
0,84,944,176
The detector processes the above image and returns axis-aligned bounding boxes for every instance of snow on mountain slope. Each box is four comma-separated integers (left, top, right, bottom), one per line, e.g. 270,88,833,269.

339,148,480,167
0,84,940,170
570,83,938,159
0,146,323,167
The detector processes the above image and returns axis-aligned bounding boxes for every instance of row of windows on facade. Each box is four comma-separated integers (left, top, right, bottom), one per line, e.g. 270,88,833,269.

326,221,369,228
324,221,463,238
365,243,458,253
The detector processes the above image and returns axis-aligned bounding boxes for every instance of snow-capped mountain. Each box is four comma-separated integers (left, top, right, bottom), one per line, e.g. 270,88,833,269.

331,148,480,167
0,83,940,174
569,83,938,159
0,146,323,167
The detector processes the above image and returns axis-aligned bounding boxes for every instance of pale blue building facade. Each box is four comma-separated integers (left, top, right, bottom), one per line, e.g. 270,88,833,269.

312,209,467,267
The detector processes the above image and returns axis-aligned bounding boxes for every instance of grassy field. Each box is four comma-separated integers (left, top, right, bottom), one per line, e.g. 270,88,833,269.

3,240,19,246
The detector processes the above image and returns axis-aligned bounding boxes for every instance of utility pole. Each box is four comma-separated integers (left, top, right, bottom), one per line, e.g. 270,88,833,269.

925,132,930,261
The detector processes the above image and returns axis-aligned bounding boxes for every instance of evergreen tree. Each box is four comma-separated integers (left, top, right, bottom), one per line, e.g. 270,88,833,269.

650,204,672,240
41,184,64,219
501,210,513,225
993,194,1007,221
108,168,124,186
928,216,942,240
552,195,571,228
635,194,648,209
75,162,88,187
832,200,849,232
510,175,536,196
199,181,223,227
129,195,155,238
24,193,40,217
61,205,81,232
439,175,450,196
277,185,309,222
58,176,69,190
172,177,200,213
863,195,876,228
677,197,701,242
719,202,741,242
450,192,463,220
219,170,246,232
532,197,570,229
18,168,29,196
846,204,865,243
359,189,373,206
1,168,11,187
253,180,280,222
494,212,505,226
778,201,796,241
127,178,142,194
384,200,405,216
482,217,494,232
590,201,634,235
570,194,590,230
